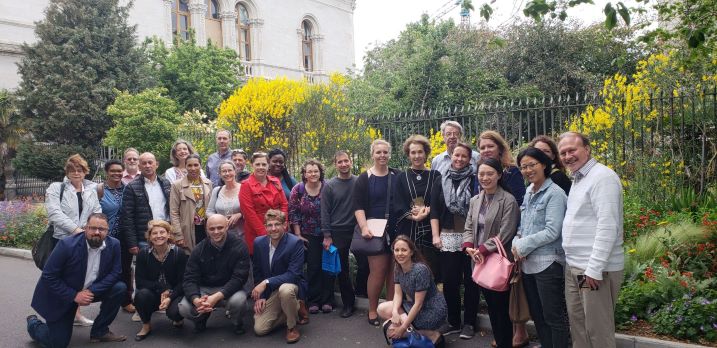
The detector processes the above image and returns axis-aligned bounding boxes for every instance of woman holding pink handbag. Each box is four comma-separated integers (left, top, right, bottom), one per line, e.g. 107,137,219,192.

462,158,520,348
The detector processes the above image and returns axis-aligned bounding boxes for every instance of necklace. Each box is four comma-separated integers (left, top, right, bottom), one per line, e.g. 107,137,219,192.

410,168,424,181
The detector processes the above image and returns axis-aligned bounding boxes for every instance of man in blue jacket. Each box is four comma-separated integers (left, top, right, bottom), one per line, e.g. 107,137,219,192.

27,213,127,347
252,209,308,344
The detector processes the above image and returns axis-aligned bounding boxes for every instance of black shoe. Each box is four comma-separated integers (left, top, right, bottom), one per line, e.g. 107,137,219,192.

134,330,151,341
233,323,246,335
434,334,446,348
367,314,380,326
193,320,207,333
340,305,355,318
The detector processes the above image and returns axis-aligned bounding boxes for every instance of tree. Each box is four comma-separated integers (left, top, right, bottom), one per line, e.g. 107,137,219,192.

0,90,23,200
103,88,181,170
144,36,242,119
15,0,145,148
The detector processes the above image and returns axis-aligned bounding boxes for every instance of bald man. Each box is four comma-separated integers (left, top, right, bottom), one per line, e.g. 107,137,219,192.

179,215,251,335
119,152,172,312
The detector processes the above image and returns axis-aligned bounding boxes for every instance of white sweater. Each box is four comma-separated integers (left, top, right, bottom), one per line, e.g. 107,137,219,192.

562,161,624,280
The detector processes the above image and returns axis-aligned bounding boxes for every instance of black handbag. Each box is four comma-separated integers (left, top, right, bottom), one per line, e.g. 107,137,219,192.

351,171,392,256
32,183,64,270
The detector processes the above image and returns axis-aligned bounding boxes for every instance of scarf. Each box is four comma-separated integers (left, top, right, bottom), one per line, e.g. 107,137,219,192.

442,165,473,217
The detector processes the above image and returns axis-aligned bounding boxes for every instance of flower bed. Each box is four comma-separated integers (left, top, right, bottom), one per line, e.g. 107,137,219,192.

0,201,47,249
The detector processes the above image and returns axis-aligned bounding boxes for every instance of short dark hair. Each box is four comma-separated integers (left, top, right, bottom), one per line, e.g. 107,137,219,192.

300,159,325,183
85,213,109,225
517,147,552,179
185,153,202,165
104,159,124,173
333,150,351,163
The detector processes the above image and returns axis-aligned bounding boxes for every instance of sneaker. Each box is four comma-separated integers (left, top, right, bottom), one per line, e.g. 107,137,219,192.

438,323,461,336
89,331,127,342
73,315,93,327
131,312,141,322
233,323,246,335
26,315,39,324
459,324,475,339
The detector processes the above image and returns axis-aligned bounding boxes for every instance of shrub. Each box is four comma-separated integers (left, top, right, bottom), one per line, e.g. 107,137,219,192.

650,294,717,342
0,201,47,249
13,142,99,181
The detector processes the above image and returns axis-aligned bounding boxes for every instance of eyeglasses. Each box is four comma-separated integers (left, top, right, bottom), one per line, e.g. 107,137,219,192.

86,226,109,233
519,162,541,171
443,131,461,137
125,157,139,162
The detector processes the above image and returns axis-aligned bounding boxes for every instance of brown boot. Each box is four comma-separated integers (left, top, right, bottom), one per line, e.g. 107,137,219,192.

297,300,309,325
286,327,300,344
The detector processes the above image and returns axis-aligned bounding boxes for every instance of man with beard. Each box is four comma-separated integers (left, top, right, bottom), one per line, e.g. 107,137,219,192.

27,213,126,347
430,121,480,175
121,148,140,185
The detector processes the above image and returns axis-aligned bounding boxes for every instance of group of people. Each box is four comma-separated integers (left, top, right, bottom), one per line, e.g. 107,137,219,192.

27,124,624,348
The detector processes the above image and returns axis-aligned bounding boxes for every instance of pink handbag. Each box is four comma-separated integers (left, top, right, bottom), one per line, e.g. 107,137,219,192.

472,236,514,291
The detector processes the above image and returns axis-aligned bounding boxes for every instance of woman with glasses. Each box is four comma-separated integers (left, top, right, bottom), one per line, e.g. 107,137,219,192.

512,147,570,348
207,161,244,239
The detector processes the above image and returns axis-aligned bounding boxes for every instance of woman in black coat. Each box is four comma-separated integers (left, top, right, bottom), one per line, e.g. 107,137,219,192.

133,220,188,341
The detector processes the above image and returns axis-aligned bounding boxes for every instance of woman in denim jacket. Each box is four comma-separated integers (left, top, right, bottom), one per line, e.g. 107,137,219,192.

511,147,570,348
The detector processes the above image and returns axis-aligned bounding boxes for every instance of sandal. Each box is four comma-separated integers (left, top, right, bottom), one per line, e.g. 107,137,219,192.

367,314,381,327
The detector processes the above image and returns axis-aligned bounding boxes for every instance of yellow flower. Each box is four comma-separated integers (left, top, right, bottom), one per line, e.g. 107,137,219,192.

628,248,636,254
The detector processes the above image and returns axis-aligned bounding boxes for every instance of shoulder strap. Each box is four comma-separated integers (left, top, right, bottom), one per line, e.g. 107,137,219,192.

384,172,392,219
297,182,305,198
59,182,66,202
96,183,104,200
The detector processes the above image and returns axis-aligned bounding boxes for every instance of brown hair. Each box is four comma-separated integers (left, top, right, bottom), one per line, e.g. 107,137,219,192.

402,134,431,157
169,139,198,166
453,142,473,159
251,152,268,164
145,220,175,245
64,154,90,175
300,158,325,183
479,130,515,168
391,235,430,276
529,135,565,171
264,209,286,225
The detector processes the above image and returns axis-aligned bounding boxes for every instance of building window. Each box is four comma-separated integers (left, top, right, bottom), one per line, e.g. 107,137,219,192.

236,3,251,60
172,0,191,41
301,20,313,71
206,0,223,47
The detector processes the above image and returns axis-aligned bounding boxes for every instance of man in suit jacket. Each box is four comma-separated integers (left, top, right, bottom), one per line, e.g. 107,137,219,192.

252,209,308,344
27,213,127,347
119,152,171,312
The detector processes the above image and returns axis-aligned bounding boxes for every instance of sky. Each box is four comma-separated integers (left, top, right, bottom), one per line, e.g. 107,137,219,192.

352,0,638,68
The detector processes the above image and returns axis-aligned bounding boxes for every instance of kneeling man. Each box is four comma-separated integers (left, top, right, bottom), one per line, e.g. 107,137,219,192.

252,209,308,343
179,214,251,334
27,213,127,347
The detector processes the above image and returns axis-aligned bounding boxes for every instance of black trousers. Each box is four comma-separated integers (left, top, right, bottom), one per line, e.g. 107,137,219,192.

306,235,335,306
480,285,512,348
354,253,369,297
134,288,183,324
418,245,441,282
333,230,355,308
440,251,480,327
120,246,134,307
523,262,570,348
194,224,206,245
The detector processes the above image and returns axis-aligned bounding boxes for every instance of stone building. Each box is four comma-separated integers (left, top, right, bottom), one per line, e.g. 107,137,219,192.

0,0,357,90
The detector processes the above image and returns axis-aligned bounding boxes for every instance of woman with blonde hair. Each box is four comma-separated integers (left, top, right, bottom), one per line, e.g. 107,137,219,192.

353,139,399,326
133,220,188,340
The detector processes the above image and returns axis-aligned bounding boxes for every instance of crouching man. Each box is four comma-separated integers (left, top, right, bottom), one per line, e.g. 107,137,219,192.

252,209,309,343
179,214,251,334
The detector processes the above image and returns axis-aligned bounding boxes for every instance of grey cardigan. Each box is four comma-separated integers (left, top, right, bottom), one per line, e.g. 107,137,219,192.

462,186,520,259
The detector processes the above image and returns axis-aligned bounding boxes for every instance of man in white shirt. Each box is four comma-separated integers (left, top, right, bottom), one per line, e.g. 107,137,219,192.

121,148,140,185
558,132,624,348
28,213,126,347
430,121,479,175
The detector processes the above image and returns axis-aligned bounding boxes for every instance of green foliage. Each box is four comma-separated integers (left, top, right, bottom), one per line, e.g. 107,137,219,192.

0,90,23,200
13,143,98,181
15,0,145,148
615,280,684,327
143,36,242,119
650,295,717,342
103,88,181,170
629,221,708,264
0,202,47,249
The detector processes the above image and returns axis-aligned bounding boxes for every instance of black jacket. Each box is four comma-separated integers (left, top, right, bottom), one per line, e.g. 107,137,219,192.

183,233,251,301
120,175,171,249
135,245,188,301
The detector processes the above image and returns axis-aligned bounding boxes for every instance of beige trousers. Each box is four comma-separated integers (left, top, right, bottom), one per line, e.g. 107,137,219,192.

253,283,299,335
565,266,624,348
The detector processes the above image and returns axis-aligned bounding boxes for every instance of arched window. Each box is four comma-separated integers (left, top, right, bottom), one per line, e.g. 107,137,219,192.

172,0,191,41
301,20,313,71
236,3,251,60
206,0,223,47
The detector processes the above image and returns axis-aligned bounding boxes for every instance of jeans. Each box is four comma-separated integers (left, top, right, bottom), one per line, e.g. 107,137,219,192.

134,288,183,323
440,251,479,327
178,288,248,326
27,281,127,348
306,234,335,306
120,241,148,306
523,262,570,348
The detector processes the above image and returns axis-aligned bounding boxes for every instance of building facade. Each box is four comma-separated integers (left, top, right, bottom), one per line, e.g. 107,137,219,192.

0,0,356,90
